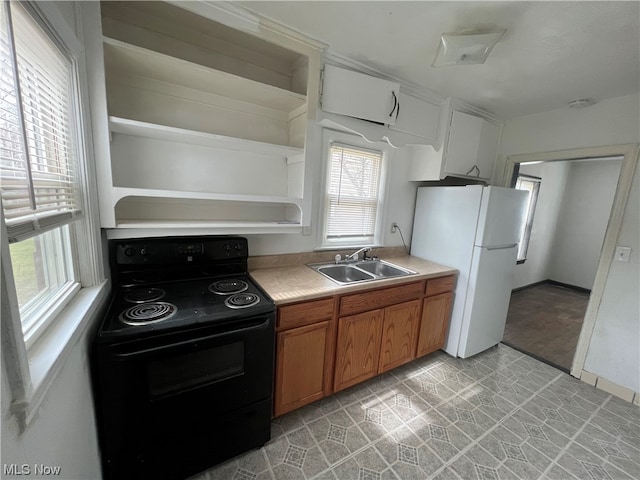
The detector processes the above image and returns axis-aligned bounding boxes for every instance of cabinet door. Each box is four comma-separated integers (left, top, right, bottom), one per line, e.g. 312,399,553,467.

274,321,331,417
416,292,453,358
322,64,400,125
378,300,421,373
476,120,500,180
334,309,384,392
444,110,483,178
389,92,440,142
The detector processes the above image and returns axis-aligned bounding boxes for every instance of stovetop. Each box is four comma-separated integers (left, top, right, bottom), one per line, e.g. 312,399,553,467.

97,273,275,343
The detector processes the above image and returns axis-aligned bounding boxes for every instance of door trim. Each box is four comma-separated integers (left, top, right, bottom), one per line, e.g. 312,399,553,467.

503,143,639,379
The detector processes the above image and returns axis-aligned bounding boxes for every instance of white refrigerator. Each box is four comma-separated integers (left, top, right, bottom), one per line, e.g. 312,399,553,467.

411,185,528,358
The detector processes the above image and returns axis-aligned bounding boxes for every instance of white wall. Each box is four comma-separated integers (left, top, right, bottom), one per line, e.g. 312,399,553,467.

514,162,569,288
584,166,639,392
1,337,102,479
499,93,640,392
549,160,622,289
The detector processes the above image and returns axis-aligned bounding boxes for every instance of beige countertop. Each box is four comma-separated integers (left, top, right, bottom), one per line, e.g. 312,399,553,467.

250,255,457,305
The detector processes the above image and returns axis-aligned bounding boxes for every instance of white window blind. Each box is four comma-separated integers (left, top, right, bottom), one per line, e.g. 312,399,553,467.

0,2,81,242
325,143,382,240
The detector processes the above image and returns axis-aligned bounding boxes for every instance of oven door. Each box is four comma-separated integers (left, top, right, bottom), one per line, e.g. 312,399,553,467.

105,313,274,409
95,313,275,479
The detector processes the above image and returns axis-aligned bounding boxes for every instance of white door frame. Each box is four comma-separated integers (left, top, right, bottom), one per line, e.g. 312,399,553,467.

503,143,639,379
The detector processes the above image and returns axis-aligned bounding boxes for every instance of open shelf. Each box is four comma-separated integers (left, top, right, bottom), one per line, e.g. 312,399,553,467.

109,117,304,158
111,186,302,207
103,38,306,114
91,1,322,232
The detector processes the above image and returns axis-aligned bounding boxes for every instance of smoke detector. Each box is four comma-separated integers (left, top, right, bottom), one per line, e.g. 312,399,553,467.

568,98,596,109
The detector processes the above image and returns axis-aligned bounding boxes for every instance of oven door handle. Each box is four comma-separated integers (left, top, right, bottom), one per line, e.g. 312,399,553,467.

111,318,271,359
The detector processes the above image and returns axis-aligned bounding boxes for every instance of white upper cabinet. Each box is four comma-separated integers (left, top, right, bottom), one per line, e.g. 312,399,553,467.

321,64,400,125
409,109,501,182
389,92,441,144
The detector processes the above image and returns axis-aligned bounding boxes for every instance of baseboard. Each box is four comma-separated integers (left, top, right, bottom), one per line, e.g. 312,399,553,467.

511,280,549,293
512,279,591,294
580,370,639,404
547,279,591,294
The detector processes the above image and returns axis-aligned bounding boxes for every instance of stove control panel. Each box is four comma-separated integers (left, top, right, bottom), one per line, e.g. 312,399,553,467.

114,236,248,265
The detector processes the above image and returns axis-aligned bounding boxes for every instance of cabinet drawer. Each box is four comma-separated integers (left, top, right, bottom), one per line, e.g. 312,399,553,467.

278,297,335,330
339,281,424,316
426,275,456,297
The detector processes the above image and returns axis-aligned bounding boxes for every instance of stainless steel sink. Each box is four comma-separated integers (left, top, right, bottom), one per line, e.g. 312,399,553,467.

317,265,375,283
354,261,410,278
310,259,415,285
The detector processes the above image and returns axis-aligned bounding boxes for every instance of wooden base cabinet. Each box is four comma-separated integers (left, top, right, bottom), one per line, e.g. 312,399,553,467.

273,275,455,417
273,298,336,417
333,309,384,392
379,299,421,373
416,276,455,357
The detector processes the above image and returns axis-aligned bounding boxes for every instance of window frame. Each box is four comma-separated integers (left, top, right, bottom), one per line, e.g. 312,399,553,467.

515,174,541,263
318,130,390,249
0,1,107,430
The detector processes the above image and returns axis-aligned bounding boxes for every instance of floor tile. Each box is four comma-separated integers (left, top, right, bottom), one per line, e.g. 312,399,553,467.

375,425,444,479
436,394,501,440
406,410,474,462
331,446,394,480
449,444,521,480
555,442,635,480
374,382,432,423
344,394,404,442
574,422,640,477
265,426,329,479
308,409,369,466
193,344,640,480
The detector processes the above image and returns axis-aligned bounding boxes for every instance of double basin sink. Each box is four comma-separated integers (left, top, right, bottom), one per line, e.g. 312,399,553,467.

309,259,415,285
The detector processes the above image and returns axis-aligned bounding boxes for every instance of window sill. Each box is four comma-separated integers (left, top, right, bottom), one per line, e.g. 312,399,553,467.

9,280,109,431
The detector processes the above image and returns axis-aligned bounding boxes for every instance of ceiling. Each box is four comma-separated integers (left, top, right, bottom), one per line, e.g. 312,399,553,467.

240,1,640,120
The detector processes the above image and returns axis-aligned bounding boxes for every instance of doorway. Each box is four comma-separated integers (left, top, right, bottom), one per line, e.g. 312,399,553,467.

503,157,622,371
502,144,638,378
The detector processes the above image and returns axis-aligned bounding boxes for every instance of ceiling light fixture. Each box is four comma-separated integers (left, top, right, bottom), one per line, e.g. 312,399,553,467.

432,30,506,67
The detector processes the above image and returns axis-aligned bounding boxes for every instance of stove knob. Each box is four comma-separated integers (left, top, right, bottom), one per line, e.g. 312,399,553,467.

124,247,136,257
223,243,231,252
140,247,148,256
234,243,243,251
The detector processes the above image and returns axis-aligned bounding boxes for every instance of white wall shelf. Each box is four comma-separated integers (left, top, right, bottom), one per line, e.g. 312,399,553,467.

111,186,302,207
109,117,304,158
103,38,306,115
87,2,322,233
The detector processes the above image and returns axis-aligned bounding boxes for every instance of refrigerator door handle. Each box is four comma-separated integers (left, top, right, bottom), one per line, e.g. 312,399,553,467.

486,243,518,251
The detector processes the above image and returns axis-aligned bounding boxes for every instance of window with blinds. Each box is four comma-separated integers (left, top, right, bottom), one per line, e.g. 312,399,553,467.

324,143,383,242
0,1,81,243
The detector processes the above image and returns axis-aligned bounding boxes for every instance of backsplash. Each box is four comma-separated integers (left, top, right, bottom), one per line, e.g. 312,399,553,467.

248,246,408,270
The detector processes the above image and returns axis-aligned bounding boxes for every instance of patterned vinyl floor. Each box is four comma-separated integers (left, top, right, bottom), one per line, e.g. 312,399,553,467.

193,344,639,480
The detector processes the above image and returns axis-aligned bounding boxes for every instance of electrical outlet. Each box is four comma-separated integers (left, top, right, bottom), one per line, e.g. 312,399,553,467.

391,222,398,233
614,246,631,263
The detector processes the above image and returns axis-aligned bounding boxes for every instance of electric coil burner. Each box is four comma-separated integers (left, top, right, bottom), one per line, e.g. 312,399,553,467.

92,236,275,480
119,301,177,325
208,279,248,295
225,292,260,309
124,287,166,303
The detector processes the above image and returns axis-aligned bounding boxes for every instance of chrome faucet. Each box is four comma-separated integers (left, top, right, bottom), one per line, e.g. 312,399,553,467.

345,247,372,262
